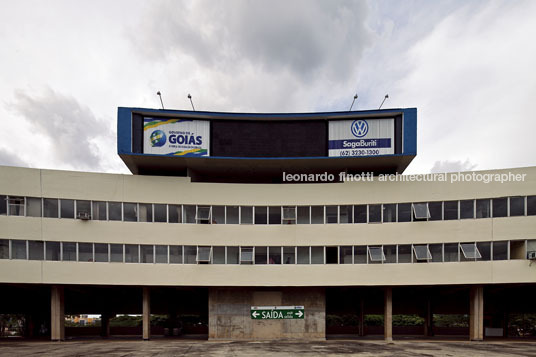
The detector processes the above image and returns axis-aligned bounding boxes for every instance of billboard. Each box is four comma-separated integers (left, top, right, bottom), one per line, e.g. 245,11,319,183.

143,118,209,156
328,118,394,157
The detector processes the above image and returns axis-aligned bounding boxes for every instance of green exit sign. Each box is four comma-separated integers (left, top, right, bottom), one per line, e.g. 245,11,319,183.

250,306,305,320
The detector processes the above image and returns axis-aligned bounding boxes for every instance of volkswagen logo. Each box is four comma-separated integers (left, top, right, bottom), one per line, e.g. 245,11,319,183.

351,120,368,138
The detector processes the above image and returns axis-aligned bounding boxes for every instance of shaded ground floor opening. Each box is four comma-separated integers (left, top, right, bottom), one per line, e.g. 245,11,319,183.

1,283,536,341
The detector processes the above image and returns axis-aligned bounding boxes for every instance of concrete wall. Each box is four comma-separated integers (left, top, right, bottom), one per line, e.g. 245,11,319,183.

208,287,325,340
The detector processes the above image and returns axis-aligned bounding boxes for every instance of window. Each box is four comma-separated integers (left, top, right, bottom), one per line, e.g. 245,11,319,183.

76,200,91,219
460,200,474,219
397,203,411,222
46,241,61,261
297,247,310,264
282,206,296,224
353,205,367,223
354,246,367,264
368,205,381,223
398,245,412,263
255,247,267,264
443,201,458,220
240,206,253,224
196,206,211,223
384,245,396,264
0,239,8,259
412,203,430,220
8,196,25,216
62,242,77,261
226,206,239,224
383,204,396,223
311,206,324,224
325,206,338,224
212,206,225,224
123,203,137,222
339,205,352,224
443,243,459,262
413,245,432,261
509,196,525,216
183,205,196,223
269,206,281,224
155,245,168,263
154,204,167,223
108,202,122,221
60,199,74,219
254,206,267,224
12,240,27,259
95,243,109,262
492,198,507,218
269,247,281,264
340,246,353,264
139,204,153,222
477,242,491,261
169,245,183,264
213,246,226,264
428,202,442,221
168,205,182,223
0,195,6,215
492,241,508,260
311,247,325,264
528,196,536,216
297,206,310,224
326,246,338,264
78,243,93,262
26,197,42,217
368,246,385,263
429,244,443,262
28,241,44,260
110,244,124,262
476,199,490,218
92,201,107,220
184,246,197,264
283,247,295,264
227,246,239,264
240,247,254,264
43,198,58,218
141,245,154,263
460,243,481,260
124,244,139,263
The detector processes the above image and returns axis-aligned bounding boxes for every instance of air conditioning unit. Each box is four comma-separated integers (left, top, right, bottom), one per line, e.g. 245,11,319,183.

528,251,536,260
77,211,91,220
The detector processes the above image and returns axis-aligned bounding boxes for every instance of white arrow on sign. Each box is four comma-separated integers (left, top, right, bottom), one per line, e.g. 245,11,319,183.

295,311,303,318
252,311,260,318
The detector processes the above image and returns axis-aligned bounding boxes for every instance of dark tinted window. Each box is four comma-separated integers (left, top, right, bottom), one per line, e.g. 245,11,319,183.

509,196,525,216
353,205,367,223
493,241,508,260
368,205,381,223
397,203,411,222
382,204,396,223
60,199,74,219
528,196,536,216
43,198,58,218
444,201,458,220
460,200,474,219
428,202,442,221
476,199,490,218
492,198,507,217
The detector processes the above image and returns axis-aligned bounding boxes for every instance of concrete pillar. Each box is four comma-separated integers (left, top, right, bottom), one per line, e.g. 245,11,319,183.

50,285,65,341
142,287,150,340
384,287,393,342
100,313,110,338
469,285,484,341
358,298,365,337
424,299,433,337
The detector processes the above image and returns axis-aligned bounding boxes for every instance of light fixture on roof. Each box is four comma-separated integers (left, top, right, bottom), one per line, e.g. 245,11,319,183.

156,91,165,110
188,94,196,111
379,94,389,109
349,94,358,111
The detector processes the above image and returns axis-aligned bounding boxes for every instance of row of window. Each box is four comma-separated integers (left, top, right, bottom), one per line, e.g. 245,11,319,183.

0,239,534,264
1,195,536,225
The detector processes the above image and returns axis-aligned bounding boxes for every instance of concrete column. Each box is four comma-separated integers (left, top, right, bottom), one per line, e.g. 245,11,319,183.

100,313,110,338
142,287,150,340
424,299,433,337
469,285,484,341
358,298,365,337
384,287,393,342
50,285,65,341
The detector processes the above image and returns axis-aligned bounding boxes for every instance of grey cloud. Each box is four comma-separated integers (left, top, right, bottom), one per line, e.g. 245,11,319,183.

430,159,477,174
9,89,110,171
0,147,29,167
133,0,371,83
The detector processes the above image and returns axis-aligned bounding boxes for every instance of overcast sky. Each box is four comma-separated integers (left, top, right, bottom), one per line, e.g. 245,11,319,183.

0,0,535,175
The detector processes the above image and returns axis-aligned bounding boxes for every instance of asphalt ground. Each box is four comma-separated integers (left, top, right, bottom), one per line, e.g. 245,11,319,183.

1,338,536,357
